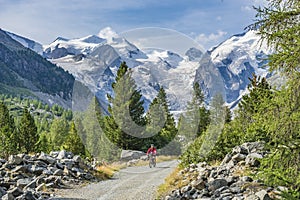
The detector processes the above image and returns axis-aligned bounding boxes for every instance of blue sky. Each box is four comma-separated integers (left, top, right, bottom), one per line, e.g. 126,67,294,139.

0,0,266,49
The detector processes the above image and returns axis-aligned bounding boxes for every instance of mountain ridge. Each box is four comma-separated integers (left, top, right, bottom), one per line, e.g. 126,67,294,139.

2,27,279,113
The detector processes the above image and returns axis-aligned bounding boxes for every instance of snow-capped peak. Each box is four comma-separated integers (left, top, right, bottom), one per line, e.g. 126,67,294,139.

98,27,119,43
78,35,106,44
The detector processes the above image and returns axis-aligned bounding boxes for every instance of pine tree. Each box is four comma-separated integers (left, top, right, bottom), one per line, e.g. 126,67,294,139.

36,131,50,153
63,121,86,156
0,102,17,158
177,82,210,147
49,118,69,150
146,87,178,152
19,108,38,153
104,62,146,150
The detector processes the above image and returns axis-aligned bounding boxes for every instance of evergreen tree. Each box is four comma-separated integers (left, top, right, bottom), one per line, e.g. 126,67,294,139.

180,93,226,165
19,108,38,153
104,62,146,150
177,82,210,148
49,118,69,150
0,102,17,158
36,131,50,153
63,121,86,156
146,87,178,152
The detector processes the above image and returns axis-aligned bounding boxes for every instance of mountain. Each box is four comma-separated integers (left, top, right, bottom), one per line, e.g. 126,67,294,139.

195,30,273,108
44,28,202,113
0,29,75,108
44,28,277,113
4,27,276,113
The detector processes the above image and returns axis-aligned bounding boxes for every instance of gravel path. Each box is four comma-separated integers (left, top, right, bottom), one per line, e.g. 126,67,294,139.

52,160,178,200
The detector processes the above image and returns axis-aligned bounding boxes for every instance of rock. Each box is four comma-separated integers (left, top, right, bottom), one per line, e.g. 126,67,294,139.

181,185,192,193
23,191,36,200
53,169,63,176
127,159,139,167
120,150,145,161
242,142,265,153
1,193,15,200
220,192,233,199
17,178,32,189
29,165,44,175
57,150,67,159
191,179,206,190
0,182,16,189
38,152,56,165
8,187,23,197
208,179,228,191
34,160,48,168
0,159,6,163
245,194,260,200
36,183,46,192
12,165,28,173
42,169,53,176
140,155,148,161
56,162,64,170
8,155,23,165
221,153,232,165
45,182,55,188
241,176,253,182
232,197,244,200
73,155,82,163
0,187,7,197
245,153,263,167
232,153,247,162
60,159,75,169
84,173,94,180
255,190,272,200
225,176,238,185
230,186,243,194
232,145,248,155
23,179,36,190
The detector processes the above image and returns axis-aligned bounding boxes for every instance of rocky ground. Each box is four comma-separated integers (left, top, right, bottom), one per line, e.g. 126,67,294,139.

164,142,287,200
0,150,99,199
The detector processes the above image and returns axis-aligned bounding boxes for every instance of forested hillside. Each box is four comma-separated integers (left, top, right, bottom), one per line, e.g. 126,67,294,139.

0,95,87,158
0,29,74,102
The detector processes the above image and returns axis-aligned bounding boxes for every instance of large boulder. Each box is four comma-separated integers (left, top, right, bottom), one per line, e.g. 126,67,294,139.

120,150,146,161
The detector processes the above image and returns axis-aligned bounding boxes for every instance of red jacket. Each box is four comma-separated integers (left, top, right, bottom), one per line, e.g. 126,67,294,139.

147,147,157,155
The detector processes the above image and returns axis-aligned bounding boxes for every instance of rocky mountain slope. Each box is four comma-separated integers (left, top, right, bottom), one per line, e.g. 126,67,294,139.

0,29,75,108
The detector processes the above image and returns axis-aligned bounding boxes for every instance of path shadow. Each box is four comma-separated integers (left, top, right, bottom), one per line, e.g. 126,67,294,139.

156,166,171,169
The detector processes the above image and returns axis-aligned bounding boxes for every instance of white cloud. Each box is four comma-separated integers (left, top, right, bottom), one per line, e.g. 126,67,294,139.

98,27,119,42
194,30,227,50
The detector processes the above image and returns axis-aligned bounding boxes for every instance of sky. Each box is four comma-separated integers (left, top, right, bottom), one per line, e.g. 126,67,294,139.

0,0,266,50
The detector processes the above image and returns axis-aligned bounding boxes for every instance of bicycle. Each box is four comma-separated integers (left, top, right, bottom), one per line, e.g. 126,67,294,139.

148,153,156,168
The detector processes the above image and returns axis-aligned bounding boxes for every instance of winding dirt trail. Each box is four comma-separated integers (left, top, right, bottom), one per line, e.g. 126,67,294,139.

52,160,178,200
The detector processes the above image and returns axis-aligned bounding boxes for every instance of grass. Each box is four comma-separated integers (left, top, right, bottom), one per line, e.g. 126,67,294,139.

156,166,186,199
95,162,127,179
